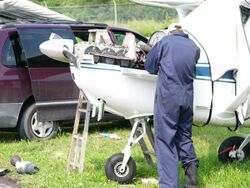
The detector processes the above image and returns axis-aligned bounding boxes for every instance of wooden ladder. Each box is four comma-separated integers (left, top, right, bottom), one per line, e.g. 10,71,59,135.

66,90,92,173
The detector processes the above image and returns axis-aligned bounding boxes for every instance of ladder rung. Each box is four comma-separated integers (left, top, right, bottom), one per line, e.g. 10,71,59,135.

67,91,90,173
78,108,88,113
73,135,83,140
70,162,79,168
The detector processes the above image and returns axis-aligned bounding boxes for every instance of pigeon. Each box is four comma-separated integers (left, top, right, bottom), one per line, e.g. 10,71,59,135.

10,155,39,174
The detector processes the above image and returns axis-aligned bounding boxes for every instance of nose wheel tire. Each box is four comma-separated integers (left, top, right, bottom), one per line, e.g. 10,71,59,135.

218,136,250,163
105,153,136,184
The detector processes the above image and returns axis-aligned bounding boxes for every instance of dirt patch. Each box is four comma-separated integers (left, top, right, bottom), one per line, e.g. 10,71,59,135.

0,177,20,188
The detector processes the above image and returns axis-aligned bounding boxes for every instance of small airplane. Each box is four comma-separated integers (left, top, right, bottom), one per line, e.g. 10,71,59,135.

40,0,250,183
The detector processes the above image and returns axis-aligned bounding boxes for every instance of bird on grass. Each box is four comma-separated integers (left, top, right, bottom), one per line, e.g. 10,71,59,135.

10,155,39,174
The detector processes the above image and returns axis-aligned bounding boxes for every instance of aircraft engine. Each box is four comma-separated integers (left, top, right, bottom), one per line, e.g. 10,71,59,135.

74,41,146,70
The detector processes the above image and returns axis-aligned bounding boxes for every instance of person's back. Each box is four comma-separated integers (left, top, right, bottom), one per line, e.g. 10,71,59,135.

159,33,199,87
146,31,200,93
145,23,200,188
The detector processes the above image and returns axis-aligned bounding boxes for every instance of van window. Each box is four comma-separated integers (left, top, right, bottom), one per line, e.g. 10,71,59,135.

17,27,76,68
2,33,27,67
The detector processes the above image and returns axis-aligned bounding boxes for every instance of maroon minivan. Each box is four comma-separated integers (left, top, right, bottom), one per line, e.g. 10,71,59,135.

0,22,147,140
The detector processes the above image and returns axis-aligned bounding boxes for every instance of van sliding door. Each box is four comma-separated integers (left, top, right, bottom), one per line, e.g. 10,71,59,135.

17,25,79,121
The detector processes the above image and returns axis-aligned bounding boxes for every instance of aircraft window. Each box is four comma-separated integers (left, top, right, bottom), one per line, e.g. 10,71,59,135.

2,33,27,68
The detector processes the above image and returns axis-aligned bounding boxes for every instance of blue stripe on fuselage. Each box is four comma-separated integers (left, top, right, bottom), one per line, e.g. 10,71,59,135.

195,63,235,82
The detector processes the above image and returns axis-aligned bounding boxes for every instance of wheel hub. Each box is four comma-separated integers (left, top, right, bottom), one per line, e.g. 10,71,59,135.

229,149,245,161
114,162,129,178
31,112,54,138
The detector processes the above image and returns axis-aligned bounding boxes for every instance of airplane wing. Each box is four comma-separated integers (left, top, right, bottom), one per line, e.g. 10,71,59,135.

0,0,75,21
131,0,203,8
131,0,204,20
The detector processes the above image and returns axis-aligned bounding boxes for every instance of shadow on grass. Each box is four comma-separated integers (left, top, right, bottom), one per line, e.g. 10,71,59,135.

0,117,131,143
0,130,20,143
60,117,132,135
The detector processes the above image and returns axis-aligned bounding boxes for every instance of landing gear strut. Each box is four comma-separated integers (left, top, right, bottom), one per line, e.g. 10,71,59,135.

105,117,155,184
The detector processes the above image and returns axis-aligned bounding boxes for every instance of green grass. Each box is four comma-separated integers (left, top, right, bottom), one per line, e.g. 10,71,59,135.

0,119,250,187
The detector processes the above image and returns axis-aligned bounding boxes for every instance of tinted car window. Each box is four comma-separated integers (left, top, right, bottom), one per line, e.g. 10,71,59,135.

17,27,75,68
2,33,27,68
2,37,16,67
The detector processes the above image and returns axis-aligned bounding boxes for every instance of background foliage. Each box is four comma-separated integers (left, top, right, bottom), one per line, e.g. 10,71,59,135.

30,0,177,36
32,0,141,6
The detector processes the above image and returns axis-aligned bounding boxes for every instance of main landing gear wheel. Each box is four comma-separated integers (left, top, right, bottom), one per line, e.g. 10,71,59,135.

218,136,250,163
105,153,136,184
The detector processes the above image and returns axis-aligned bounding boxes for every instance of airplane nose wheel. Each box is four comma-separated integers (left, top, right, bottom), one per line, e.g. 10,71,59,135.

105,153,136,184
218,136,249,163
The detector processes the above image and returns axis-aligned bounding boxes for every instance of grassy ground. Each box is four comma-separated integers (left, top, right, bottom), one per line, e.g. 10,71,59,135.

0,119,250,188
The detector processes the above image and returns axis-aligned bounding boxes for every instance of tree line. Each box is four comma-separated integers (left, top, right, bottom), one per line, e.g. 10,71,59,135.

32,0,129,6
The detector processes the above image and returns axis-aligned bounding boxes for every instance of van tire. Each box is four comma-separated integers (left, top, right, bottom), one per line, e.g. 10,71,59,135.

18,104,59,140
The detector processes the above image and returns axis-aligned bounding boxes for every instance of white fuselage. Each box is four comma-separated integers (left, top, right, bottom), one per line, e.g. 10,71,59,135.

71,62,156,119
69,0,250,127
70,52,250,127
40,0,250,128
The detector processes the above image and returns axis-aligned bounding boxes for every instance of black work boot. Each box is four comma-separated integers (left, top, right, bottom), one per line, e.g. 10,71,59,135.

184,163,198,188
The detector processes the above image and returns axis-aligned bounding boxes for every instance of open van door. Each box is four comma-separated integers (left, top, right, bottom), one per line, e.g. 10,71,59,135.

17,25,79,121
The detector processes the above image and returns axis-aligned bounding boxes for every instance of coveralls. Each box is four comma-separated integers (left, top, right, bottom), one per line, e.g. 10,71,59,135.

145,32,200,188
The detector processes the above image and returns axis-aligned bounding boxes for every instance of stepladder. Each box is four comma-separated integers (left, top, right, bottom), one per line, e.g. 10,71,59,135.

66,89,92,173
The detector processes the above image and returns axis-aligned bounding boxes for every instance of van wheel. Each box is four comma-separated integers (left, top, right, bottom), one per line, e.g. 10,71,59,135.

18,104,59,140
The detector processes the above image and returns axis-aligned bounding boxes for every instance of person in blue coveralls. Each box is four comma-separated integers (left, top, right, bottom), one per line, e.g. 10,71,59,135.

145,23,200,188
